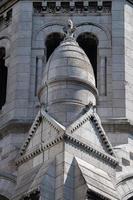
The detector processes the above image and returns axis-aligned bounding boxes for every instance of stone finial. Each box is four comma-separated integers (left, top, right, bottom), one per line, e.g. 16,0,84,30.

63,19,76,39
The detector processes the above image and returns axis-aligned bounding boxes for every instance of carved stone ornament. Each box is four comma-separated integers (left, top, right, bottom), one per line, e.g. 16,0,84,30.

63,19,76,38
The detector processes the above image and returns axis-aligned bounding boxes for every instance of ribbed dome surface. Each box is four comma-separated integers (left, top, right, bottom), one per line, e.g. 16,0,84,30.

39,38,97,126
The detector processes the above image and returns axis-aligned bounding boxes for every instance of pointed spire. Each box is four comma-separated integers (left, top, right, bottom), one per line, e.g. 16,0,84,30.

63,19,76,39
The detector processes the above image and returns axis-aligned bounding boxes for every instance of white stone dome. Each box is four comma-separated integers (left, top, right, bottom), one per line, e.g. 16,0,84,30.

38,37,97,126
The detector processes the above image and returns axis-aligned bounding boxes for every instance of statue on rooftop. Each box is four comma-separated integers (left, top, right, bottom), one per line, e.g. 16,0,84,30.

63,19,76,38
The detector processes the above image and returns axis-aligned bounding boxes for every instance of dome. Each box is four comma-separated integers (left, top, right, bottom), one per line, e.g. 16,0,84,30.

39,35,97,126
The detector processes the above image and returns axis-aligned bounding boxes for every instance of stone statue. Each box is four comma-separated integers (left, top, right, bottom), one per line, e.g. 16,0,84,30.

63,19,76,38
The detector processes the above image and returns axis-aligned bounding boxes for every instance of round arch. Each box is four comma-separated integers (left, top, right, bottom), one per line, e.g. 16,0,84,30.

75,23,111,49
33,22,111,46
33,23,64,49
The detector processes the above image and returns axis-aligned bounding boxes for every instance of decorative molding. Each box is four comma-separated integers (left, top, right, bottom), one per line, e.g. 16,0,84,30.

67,108,115,157
39,76,98,99
19,110,65,156
18,108,117,166
64,134,118,166
16,131,117,167
41,109,66,132
19,112,42,156
33,1,112,16
16,135,64,166
91,113,115,156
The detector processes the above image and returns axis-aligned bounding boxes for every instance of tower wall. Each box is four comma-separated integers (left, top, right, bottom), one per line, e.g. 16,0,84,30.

125,1,133,121
0,1,133,199
0,0,132,177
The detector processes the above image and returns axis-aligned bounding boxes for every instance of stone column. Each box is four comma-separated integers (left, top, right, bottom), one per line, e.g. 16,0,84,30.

36,56,43,95
99,56,107,96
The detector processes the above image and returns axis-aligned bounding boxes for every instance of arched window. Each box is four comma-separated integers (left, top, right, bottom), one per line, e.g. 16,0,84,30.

45,32,64,61
0,194,9,200
0,47,7,110
77,33,98,85
128,197,133,200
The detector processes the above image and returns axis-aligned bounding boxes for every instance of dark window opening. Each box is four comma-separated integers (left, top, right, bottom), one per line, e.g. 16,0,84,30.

0,194,9,200
128,197,133,200
0,47,7,110
77,33,98,85
45,32,64,61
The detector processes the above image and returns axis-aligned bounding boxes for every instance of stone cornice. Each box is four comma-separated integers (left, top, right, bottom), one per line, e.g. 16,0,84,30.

39,76,98,99
16,132,118,167
0,119,32,139
33,1,112,16
92,113,115,156
64,134,118,166
16,134,64,166
17,108,117,167
102,118,133,133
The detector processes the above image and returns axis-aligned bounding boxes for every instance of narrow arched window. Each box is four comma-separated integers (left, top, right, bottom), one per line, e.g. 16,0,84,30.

45,32,64,61
0,47,7,110
77,33,98,85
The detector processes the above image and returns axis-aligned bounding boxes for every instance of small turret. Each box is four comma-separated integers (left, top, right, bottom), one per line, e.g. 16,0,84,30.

38,20,97,126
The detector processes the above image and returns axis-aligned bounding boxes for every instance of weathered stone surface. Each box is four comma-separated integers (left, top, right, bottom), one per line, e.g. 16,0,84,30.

0,0,133,199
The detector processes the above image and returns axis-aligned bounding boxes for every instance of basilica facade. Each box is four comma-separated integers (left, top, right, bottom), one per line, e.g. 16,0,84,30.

0,0,133,199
